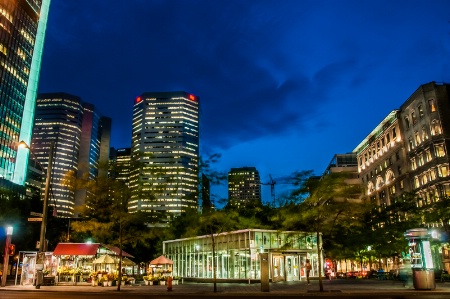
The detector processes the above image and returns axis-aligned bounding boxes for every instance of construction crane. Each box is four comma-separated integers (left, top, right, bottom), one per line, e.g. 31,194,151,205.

261,174,276,205
262,174,298,205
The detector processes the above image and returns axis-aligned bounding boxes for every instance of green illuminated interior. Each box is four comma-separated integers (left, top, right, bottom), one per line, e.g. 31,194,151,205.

13,0,51,185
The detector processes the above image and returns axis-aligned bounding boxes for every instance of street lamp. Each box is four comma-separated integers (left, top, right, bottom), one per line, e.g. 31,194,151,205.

1,226,13,287
19,141,54,253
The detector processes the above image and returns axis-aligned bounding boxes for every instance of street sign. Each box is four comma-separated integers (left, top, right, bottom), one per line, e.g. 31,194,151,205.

30,212,43,217
28,217,42,222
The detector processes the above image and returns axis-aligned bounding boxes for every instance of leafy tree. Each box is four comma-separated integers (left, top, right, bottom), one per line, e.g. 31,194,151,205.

184,209,240,292
67,172,158,291
282,171,363,292
368,192,424,268
423,195,450,236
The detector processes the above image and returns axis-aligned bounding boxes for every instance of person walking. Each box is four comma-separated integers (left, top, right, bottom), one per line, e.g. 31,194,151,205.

305,259,312,285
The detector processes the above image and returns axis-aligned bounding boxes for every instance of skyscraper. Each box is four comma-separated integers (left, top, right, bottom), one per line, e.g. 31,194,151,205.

31,92,110,217
31,93,83,217
109,147,131,185
0,0,51,187
228,167,261,207
75,103,111,215
130,91,199,223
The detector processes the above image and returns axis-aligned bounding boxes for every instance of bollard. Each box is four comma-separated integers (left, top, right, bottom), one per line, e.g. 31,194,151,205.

167,276,173,291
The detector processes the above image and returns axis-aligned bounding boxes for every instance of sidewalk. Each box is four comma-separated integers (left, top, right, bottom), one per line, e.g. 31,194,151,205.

2,279,450,296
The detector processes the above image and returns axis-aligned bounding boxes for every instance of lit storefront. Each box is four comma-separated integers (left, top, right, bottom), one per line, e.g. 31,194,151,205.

15,243,134,286
163,229,321,282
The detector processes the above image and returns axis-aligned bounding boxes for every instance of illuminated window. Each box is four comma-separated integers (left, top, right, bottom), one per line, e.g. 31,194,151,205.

389,185,396,195
430,168,436,180
426,149,432,162
431,120,441,136
418,154,424,166
414,177,420,188
421,126,428,141
408,138,414,151
435,144,445,157
411,158,417,170
404,116,410,129
428,99,436,112
418,104,424,118
438,165,449,177
393,128,397,139
415,131,421,145
411,111,417,125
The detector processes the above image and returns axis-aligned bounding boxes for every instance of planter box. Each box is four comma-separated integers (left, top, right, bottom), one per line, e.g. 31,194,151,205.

173,280,179,285
160,281,166,285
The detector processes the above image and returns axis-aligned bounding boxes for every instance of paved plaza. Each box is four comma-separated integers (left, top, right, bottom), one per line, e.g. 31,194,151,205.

1,278,450,296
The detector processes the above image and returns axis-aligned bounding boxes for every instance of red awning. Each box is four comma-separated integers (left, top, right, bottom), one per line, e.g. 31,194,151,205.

107,245,134,258
150,255,173,265
53,243,100,256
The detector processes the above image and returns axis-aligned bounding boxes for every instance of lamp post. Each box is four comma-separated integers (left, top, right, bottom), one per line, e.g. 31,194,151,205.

19,141,54,252
1,226,13,287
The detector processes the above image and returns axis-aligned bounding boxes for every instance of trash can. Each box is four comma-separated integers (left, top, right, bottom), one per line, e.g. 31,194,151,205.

404,228,436,290
412,269,435,290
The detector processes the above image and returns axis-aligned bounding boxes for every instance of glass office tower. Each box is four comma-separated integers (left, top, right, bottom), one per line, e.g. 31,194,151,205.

0,0,51,186
130,91,199,224
31,93,110,217
31,93,83,217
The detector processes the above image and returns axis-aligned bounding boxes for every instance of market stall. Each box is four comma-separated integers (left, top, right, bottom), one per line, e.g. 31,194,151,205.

52,243,134,286
148,255,174,284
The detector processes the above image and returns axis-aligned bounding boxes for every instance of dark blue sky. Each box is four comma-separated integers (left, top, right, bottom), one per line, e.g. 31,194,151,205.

38,0,450,203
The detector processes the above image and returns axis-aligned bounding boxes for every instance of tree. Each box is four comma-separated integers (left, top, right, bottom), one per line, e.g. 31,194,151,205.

199,153,227,211
0,187,41,252
282,172,363,292
184,209,240,292
67,173,158,291
368,192,424,268
423,195,450,235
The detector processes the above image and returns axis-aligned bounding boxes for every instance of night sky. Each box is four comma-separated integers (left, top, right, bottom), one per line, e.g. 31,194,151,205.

38,0,450,203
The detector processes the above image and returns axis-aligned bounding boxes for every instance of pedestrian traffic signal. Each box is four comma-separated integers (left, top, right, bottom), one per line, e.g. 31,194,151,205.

8,244,15,256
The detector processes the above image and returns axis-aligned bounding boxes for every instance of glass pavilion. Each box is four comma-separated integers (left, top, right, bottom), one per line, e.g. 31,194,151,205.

163,229,321,282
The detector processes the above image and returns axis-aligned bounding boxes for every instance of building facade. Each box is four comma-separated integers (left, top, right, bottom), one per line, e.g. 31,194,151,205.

109,147,131,185
228,167,261,207
399,82,450,205
354,110,410,206
354,82,450,206
163,229,320,282
31,93,110,217
0,0,50,187
130,91,199,223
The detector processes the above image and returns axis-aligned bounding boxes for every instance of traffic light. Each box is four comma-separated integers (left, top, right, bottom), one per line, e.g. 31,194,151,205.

8,244,15,256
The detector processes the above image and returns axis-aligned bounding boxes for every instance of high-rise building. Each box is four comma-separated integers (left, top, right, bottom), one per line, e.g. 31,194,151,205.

323,153,362,202
109,147,131,185
228,167,261,207
0,0,51,187
354,82,450,206
75,103,111,215
30,93,110,217
130,91,199,223
354,110,409,206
